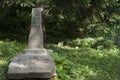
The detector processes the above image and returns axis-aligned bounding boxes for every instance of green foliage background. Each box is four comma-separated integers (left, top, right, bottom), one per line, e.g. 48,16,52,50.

0,0,120,80
0,0,120,41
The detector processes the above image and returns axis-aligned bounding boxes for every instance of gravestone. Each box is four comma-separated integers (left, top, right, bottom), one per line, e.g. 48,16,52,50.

7,8,56,80
58,41,64,47
28,8,43,49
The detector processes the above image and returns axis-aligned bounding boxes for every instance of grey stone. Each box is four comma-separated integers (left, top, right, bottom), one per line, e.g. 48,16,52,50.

58,41,64,47
31,8,42,27
7,8,56,79
28,8,43,49
7,49,56,79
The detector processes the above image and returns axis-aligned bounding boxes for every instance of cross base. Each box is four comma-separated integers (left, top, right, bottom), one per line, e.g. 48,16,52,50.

7,49,56,80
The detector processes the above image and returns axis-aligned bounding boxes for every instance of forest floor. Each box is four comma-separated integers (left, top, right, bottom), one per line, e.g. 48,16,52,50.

0,40,120,80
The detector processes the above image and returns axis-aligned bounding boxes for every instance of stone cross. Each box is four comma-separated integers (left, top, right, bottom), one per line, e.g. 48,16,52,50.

28,8,43,49
7,8,56,80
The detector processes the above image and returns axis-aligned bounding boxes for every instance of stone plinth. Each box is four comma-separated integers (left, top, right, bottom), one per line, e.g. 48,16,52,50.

7,49,56,79
7,8,56,80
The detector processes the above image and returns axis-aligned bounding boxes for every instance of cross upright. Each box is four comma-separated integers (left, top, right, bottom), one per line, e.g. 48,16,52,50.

28,8,44,49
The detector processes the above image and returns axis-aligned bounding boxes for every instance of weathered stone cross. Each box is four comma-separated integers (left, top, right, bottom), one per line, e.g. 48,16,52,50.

7,8,56,80
28,8,43,49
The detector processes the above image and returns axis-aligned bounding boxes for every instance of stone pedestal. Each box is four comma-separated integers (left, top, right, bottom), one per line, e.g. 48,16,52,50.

7,49,56,79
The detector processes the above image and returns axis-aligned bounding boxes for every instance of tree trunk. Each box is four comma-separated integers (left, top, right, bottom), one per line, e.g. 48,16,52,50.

40,4,46,47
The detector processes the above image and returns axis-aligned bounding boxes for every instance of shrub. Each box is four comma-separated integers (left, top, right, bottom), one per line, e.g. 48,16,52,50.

67,37,116,49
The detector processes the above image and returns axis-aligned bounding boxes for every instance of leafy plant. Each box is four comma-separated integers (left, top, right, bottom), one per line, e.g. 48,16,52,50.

51,53,66,71
50,43,120,80
0,40,120,80
0,40,26,80
67,37,116,49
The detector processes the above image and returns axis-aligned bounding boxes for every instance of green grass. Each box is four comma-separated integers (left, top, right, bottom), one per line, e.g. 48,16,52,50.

0,40,26,80
0,40,120,80
48,45,120,80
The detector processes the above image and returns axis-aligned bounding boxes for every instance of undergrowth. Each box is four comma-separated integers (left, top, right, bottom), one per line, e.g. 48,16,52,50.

0,38,120,80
